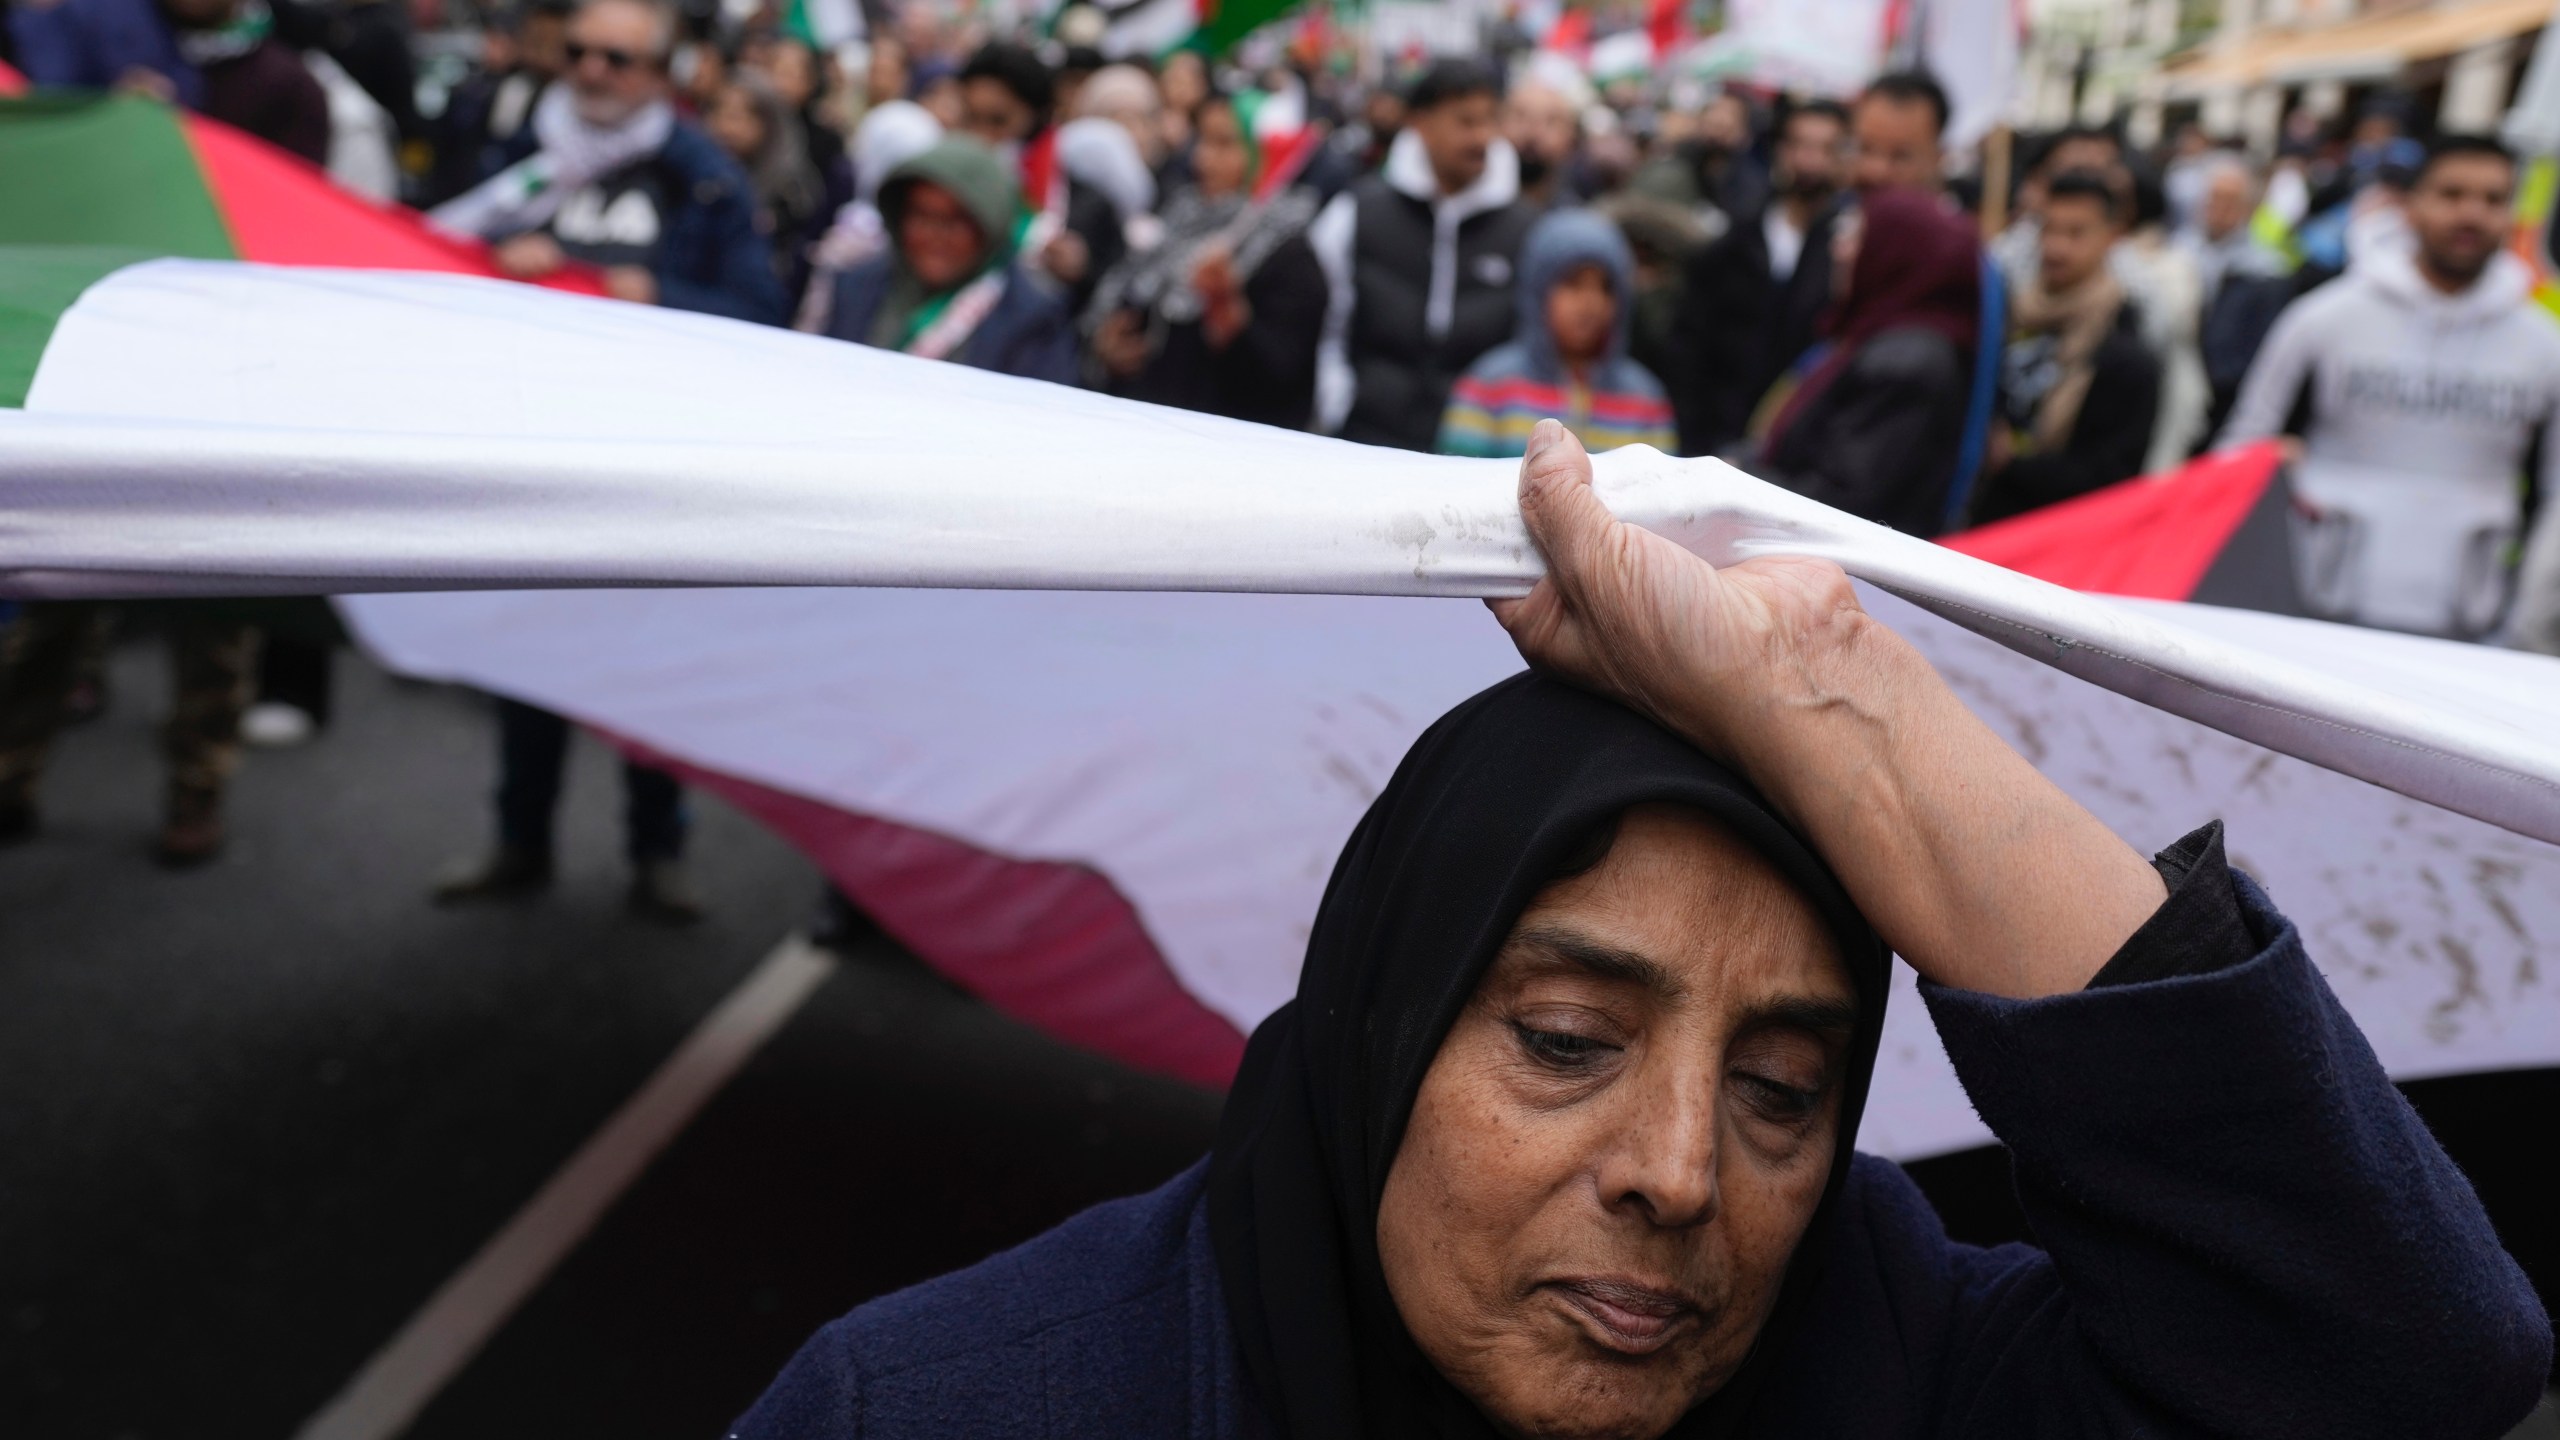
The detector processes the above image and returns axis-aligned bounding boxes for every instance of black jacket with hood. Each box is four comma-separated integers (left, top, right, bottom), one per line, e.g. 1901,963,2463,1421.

1309,130,1538,451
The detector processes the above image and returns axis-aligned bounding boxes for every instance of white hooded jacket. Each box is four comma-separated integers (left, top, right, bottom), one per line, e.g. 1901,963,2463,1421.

1307,129,1521,436
2221,249,2560,638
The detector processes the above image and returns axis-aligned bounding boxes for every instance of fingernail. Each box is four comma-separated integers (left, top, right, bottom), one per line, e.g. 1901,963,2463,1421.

1525,419,1561,459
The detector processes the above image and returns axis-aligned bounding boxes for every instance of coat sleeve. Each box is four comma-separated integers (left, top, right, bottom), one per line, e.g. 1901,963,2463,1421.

2216,287,2318,446
1665,232,1760,457
1002,287,1085,389
656,185,790,327
1911,827,2552,1439
1210,235,1325,428
2516,498,2560,657
257,49,336,167
728,1315,866,1438
1435,369,1506,457
9,2,103,86
1307,191,1359,436
2516,370,2560,657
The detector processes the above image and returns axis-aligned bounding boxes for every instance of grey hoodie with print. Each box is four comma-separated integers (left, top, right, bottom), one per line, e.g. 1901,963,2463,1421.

2220,249,2560,638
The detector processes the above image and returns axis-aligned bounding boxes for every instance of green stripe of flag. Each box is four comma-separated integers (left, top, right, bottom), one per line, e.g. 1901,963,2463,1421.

1192,0,1299,57
0,246,168,409
0,95,236,254
0,95,238,407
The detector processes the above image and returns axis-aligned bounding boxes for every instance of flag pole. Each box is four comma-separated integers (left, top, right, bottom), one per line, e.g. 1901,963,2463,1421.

1979,122,2014,238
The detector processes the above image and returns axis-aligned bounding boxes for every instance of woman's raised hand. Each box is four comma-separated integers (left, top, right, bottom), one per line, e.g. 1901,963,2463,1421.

1487,420,1868,769
1491,419,2166,999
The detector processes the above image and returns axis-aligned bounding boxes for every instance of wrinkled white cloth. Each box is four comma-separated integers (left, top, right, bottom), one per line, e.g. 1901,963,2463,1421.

8,259,2560,1151
7,260,2560,854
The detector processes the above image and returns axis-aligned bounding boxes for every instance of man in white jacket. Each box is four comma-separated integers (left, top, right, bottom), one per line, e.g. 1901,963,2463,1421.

1308,59,1535,450
2221,134,2560,639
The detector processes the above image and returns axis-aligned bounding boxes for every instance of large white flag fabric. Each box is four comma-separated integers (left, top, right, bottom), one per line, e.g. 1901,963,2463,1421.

6,260,2559,1156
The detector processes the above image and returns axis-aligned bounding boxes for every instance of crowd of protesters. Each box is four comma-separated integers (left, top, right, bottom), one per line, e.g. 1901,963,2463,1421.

7,0,2560,906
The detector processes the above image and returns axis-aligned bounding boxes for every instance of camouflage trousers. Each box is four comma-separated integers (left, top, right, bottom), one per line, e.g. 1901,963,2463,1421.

0,602,257,801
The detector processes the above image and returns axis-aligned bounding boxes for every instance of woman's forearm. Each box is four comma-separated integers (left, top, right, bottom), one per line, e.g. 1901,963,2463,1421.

1706,610,2165,998
1493,417,2165,996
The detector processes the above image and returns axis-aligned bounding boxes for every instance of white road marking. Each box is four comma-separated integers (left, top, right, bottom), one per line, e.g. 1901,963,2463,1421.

291,933,840,1440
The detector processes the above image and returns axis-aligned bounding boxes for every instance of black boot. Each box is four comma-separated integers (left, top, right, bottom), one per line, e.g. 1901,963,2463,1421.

155,784,225,868
0,783,35,847
432,844,554,903
628,859,706,925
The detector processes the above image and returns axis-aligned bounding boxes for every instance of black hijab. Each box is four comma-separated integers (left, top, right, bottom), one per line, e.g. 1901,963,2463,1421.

1207,673,1891,1439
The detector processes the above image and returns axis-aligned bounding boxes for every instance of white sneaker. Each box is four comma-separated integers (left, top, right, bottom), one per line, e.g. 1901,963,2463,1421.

241,701,316,749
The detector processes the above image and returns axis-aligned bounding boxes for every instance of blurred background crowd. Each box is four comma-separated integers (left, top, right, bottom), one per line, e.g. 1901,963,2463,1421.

6,0,2560,896
7,4,2560,1434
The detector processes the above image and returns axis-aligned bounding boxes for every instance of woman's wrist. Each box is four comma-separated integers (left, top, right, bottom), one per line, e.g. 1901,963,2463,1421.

1674,607,2164,996
1493,423,2164,999
1663,592,1907,791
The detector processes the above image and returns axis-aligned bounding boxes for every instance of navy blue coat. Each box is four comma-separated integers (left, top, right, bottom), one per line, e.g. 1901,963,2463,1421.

492,121,788,327
820,257,1081,388
10,0,203,106
731,872,2552,1440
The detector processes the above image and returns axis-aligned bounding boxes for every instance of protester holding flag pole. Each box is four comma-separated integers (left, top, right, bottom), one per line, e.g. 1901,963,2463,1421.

1088,88,1326,426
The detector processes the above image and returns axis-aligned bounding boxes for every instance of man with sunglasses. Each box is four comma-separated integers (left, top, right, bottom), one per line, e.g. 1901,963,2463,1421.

425,0,783,921
427,0,785,326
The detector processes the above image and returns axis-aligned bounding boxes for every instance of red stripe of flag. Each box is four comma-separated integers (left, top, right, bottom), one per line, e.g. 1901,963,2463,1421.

180,112,607,292
1943,442,2283,600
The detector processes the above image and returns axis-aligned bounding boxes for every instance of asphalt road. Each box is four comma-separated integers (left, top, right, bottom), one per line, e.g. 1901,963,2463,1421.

0,634,1220,1440
2,630,2553,1439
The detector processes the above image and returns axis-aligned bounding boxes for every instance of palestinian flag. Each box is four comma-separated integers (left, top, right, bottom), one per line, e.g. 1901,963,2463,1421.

5,101,2558,1153
0,93,598,409
1086,0,1303,59
1947,440,2307,615
1235,84,1322,200
780,0,863,51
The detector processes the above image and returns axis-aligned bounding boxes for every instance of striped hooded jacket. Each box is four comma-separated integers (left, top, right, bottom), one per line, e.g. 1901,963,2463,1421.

1436,208,1677,458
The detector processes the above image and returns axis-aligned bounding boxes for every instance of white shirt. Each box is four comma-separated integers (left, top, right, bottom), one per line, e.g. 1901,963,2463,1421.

1763,207,1805,285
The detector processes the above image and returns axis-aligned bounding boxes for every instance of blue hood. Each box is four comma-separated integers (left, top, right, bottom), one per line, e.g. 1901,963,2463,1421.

1515,208,1639,377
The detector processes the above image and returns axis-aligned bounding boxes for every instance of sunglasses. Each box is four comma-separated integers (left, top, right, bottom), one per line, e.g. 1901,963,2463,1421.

566,41,651,72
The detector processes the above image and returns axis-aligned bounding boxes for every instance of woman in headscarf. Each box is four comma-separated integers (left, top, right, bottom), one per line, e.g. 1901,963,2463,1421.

792,97,942,328
1086,89,1326,429
813,137,1078,385
731,427,2551,1438
1751,187,1981,537
704,72,829,295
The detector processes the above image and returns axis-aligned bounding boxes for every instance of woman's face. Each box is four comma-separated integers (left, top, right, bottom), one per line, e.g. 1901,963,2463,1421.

894,180,990,290
1161,49,1208,114
1377,804,1855,1440
1192,101,1250,199
707,86,767,163
767,40,819,110
866,35,908,104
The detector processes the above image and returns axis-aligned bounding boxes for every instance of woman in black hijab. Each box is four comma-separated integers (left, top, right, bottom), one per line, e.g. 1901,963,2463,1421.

1209,674,1885,1440
733,425,2550,1440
